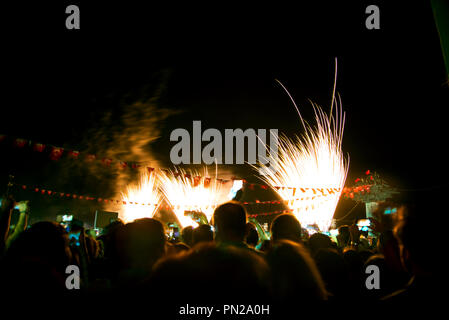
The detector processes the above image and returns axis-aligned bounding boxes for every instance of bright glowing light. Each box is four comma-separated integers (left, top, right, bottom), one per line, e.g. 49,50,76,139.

258,80,349,231
120,171,162,223
159,167,226,228
228,179,243,200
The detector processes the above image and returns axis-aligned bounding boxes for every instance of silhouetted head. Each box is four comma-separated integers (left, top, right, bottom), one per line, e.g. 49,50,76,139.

266,240,327,301
394,202,443,276
337,225,351,247
270,214,302,243
6,221,71,272
245,222,259,247
308,232,333,256
116,218,166,271
2,221,72,293
102,220,125,237
181,226,194,247
213,201,247,243
314,248,352,298
192,224,214,246
150,242,270,302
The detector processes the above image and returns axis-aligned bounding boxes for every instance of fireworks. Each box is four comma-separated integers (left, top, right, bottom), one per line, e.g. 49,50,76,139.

120,170,162,223
159,167,227,228
258,81,349,231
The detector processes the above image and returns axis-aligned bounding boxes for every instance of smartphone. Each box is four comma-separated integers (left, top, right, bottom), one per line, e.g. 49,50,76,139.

384,207,397,215
62,214,73,222
173,228,180,239
69,232,81,247
306,224,319,235
357,218,371,231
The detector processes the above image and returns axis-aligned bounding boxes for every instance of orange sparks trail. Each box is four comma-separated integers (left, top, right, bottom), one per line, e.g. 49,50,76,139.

120,171,161,223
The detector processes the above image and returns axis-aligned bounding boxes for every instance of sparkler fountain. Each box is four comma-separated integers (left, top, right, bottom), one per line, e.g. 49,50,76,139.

159,167,228,228
120,170,162,223
258,75,349,231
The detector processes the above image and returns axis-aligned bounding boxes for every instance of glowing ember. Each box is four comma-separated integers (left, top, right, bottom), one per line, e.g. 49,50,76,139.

120,171,162,223
159,168,226,228
258,79,349,231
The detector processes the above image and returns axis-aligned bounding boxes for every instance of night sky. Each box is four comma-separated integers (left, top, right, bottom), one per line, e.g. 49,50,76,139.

1,2,447,224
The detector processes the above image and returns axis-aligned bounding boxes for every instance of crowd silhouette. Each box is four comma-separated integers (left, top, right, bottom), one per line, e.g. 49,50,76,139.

0,195,444,314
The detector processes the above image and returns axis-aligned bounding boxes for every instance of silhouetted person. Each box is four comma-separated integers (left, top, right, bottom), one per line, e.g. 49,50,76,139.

266,240,327,303
181,226,194,247
94,219,124,285
337,225,351,249
314,248,353,299
383,201,445,306
0,221,72,294
148,242,271,303
114,218,166,288
192,224,214,246
308,232,333,256
245,222,259,248
342,247,364,295
213,201,248,249
363,254,405,300
270,214,302,243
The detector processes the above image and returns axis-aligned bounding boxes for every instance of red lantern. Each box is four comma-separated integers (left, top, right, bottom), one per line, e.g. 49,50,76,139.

49,147,64,161
33,143,46,152
67,150,80,159
14,138,28,148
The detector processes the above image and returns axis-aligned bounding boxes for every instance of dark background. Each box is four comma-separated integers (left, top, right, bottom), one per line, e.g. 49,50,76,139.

1,1,447,224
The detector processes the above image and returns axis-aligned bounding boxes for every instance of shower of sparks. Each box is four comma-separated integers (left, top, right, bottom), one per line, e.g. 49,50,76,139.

159,167,227,228
120,170,162,223
258,79,349,231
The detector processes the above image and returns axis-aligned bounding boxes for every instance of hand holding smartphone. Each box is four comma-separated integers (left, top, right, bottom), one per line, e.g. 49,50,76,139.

15,201,29,213
69,231,81,247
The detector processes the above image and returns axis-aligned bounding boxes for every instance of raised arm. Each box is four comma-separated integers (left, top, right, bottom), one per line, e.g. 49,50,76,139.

0,196,15,255
6,201,29,249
